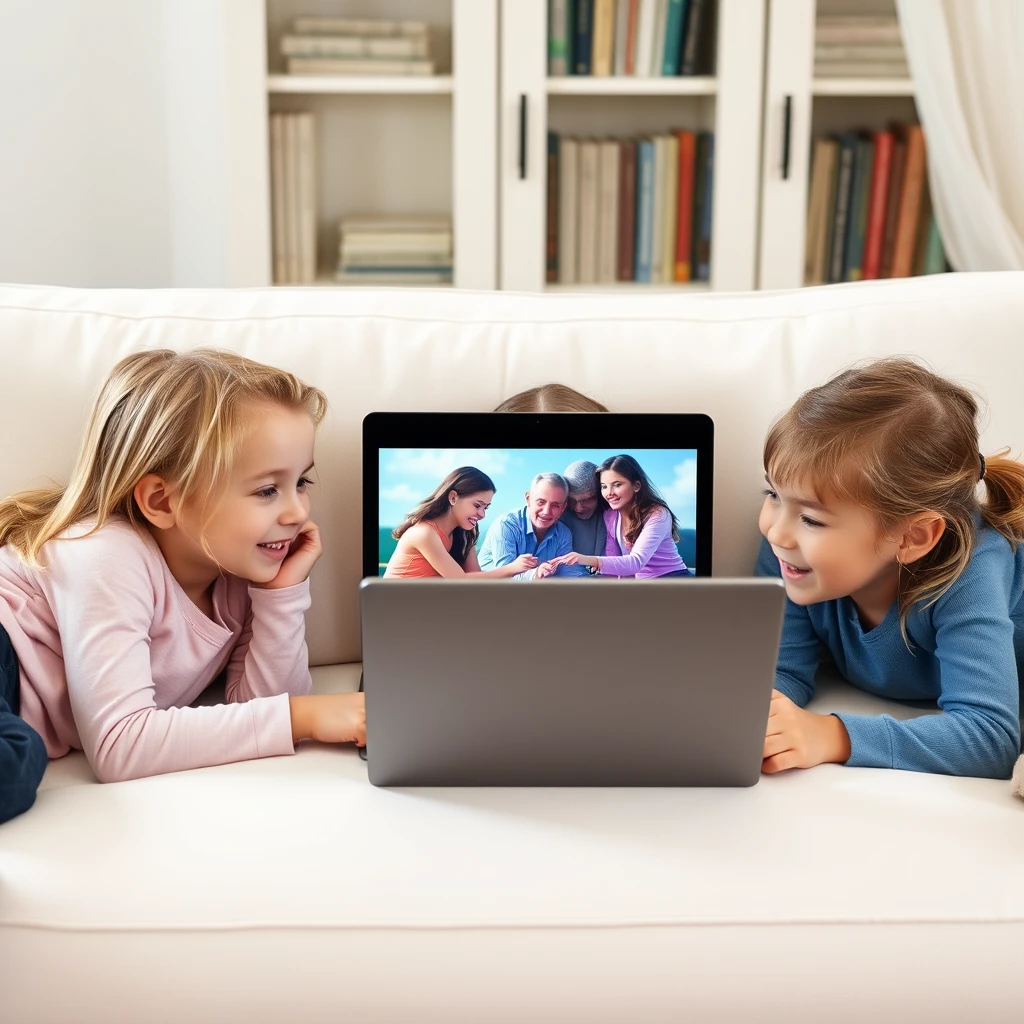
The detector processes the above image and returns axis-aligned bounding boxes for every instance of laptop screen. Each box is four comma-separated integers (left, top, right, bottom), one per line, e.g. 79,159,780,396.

363,413,714,580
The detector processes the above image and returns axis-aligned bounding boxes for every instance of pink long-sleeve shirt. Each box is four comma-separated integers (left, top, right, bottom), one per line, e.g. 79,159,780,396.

0,518,311,782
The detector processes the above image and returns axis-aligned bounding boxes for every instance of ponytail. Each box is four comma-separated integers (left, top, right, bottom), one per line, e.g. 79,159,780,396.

979,449,1024,545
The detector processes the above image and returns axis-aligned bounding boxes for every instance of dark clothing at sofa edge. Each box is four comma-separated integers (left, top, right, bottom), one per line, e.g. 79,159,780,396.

0,621,47,824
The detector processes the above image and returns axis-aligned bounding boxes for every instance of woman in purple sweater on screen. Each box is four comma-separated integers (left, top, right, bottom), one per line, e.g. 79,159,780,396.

552,454,690,579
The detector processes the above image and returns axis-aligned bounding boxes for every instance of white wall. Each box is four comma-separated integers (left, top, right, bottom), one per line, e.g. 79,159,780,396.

0,0,266,288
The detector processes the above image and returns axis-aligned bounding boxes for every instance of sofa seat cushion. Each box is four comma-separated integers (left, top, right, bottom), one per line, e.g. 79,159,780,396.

2,665,1021,1021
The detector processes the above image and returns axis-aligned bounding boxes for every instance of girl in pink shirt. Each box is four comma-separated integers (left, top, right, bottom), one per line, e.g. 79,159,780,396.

0,348,364,824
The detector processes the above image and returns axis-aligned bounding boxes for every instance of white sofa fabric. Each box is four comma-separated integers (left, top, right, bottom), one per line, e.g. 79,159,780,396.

0,276,1022,1022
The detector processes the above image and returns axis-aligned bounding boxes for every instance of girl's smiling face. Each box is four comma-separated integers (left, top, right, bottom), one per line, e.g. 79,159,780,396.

451,489,493,532
600,470,640,512
758,474,903,621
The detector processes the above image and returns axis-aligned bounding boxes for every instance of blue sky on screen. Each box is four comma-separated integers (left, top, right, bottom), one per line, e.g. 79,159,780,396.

379,448,698,534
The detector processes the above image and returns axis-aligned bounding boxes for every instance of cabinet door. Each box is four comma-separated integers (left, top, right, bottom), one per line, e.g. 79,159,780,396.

499,0,547,291
758,0,815,290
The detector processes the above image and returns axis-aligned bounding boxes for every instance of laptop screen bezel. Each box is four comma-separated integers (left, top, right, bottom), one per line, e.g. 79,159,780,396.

362,411,714,580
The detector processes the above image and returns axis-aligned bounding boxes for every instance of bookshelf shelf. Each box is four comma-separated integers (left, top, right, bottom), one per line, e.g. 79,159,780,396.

812,77,914,97
546,76,717,97
267,74,454,95
545,281,711,293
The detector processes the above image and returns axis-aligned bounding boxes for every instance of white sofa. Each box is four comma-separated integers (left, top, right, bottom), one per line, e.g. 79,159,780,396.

0,276,1022,1022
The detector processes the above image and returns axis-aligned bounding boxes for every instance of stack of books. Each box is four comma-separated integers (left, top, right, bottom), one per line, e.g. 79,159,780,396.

548,0,716,77
269,112,317,285
335,218,453,286
281,17,435,76
546,130,713,285
804,123,946,285
815,15,909,79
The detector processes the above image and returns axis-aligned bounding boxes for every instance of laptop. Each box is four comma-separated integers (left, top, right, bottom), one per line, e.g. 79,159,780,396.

359,576,786,786
359,409,781,785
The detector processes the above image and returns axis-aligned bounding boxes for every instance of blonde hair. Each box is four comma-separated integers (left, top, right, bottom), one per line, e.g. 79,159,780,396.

0,348,327,566
764,356,1024,638
494,383,608,413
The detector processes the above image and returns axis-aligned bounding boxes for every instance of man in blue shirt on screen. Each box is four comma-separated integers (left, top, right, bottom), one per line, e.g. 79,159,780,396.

478,472,573,580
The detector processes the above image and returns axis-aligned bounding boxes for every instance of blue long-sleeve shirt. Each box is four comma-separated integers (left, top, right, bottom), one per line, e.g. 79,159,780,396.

755,529,1023,779
477,506,573,579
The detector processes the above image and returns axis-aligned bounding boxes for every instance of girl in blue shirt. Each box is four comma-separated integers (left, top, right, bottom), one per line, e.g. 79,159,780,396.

756,357,1024,781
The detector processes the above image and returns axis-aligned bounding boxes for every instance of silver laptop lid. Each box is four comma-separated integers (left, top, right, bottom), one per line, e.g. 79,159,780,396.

360,577,786,787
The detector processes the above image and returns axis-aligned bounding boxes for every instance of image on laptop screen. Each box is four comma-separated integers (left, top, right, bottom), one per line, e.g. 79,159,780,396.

377,447,698,578
363,412,714,580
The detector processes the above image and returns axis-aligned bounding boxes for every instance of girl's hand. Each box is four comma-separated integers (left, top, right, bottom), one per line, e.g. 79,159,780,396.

261,519,322,590
761,690,851,773
535,560,557,579
509,553,539,574
289,693,366,747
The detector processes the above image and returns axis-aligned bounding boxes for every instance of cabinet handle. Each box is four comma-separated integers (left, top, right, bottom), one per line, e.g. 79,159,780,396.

518,94,527,180
781,94,792,180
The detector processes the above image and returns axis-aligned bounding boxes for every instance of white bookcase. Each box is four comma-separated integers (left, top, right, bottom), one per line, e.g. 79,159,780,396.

499,0,766,293
758,0,918,290
234,0,498,289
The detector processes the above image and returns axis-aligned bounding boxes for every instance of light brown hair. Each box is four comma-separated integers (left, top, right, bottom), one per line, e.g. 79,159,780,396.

764,356,1024,638
0,348,327,566
494,383,608,413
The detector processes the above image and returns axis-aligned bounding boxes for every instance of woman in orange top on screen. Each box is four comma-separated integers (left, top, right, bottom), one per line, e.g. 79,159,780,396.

384,467,537,579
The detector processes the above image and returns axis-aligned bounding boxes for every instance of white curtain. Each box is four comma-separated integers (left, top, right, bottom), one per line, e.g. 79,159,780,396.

895,0,1024,270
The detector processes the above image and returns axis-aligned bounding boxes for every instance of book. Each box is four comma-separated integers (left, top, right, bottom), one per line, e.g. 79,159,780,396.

546,132,559,283
879,136,908,277
662,0,688,75
617,140,638,280
661,133,679,282
281,35,430,58
814,44,907,63
578,140,600,283
650,135,666,280
549,0,572,76
680,0,712,75
598,140,620,282
649,0,668,76
558,137,580,284
804,137,836,285
814,61,909,78
691,132,708,280
922,214,946,274
815,17,902,46
635,0,659,78
592,0,616,76
334,270,452,285
625,0,641,75
674,130,696,282
297,112,317,283
860,130,894,280
575,0,594,75
912,174,933,277
634,139,656,282
269,113,287,284
828,134,857,283
695,132,714,281
846,136,874,281
614,0,630,76
293,18,429,37
890,124,926,277
286,57,435,76
283,113,301,283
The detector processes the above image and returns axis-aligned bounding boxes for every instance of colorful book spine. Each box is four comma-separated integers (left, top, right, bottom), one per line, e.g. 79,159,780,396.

828,134,857,283
861,131,894,280
674,130,696,281
843,136,873,281
662,0,689,75
546,132,559,282
617,141,638,280
591,0,615,76
680,0,710,75
922,214,946,274
574,0,594,75
879,138,908,278
890,124,926,278
625,0,641,75
549,0,572,76
695,132,714,281
634,139,655,282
